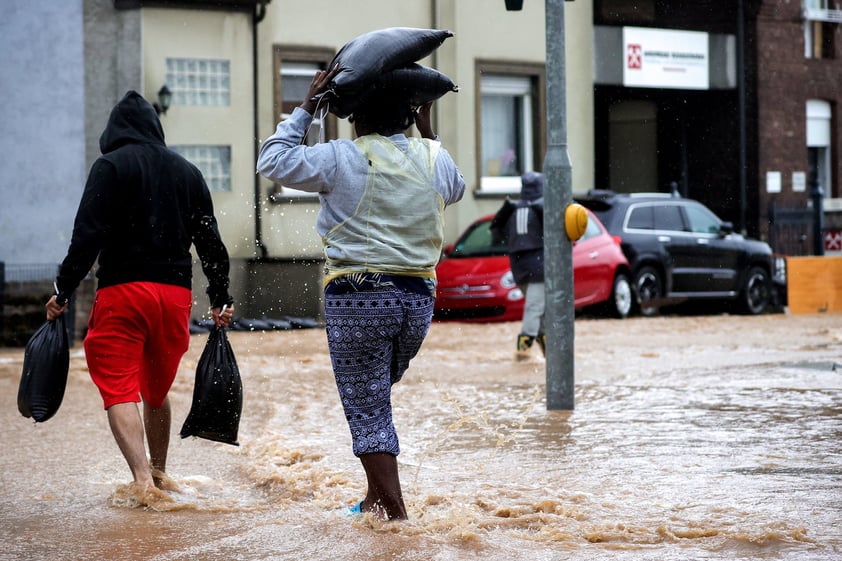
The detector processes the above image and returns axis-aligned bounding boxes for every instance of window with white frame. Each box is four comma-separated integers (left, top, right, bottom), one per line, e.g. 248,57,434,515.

807,99,833,197
171,145,232,192
166,58,231,106
281,62,326,147
803,0,840,58
803,0,842,19
477,64,545,194
270,47,336,200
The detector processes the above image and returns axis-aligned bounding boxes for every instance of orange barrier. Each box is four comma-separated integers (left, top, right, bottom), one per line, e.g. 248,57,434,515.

785,256,842,314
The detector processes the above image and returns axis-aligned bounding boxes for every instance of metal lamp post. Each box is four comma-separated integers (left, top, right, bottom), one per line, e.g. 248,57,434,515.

543,0,575,410
504,0,575,410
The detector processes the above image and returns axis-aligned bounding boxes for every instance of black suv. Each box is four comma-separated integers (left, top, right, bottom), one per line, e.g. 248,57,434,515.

577,190,775,315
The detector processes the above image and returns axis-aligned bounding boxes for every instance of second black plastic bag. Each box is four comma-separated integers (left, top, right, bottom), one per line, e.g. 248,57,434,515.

180,326,242,446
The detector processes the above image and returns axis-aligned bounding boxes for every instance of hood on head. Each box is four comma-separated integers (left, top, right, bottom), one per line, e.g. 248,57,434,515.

99,90,165,154
520,172,544,201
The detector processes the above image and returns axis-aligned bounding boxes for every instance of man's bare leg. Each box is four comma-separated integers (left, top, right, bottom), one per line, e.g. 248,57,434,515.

144,397,171,473
359,453,408,520
143,397,178,490
107,402,154,488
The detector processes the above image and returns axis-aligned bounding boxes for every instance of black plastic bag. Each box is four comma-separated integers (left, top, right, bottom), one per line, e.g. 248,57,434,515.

326,27,454,117
18,315,70,422
180,327,242,446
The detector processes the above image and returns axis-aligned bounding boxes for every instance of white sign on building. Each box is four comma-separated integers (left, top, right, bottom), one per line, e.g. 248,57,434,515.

623,27,709,90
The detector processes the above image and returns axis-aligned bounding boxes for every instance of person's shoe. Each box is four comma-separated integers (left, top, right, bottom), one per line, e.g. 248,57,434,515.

517,334,534,352
516,334,534,361
536,334,546,356
343,500,364,518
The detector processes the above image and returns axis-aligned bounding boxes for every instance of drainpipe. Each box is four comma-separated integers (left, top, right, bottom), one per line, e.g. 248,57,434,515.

737,0,747,235
252,1,269,258
811,175,825,256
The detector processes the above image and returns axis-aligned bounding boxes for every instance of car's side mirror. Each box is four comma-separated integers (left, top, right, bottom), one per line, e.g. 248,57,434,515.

719,221,734,236
442,244,454,257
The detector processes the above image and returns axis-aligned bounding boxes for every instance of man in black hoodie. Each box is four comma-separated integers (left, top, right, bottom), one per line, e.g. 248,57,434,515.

45,91,234,499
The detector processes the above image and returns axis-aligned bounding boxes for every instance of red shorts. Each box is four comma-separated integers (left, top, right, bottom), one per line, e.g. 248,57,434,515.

84,282,192,409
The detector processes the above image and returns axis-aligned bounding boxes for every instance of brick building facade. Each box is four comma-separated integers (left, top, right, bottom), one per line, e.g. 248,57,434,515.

755,0,842,254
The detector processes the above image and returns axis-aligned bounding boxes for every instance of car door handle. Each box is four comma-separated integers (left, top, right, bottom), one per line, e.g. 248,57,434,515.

697,239,709,245
588,251,599,259
657,236,671,242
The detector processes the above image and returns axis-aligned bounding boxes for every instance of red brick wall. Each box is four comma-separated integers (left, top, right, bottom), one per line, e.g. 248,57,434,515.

755,1,842,210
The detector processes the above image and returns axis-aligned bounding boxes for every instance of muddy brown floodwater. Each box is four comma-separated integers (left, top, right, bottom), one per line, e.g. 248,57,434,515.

1,312,841,561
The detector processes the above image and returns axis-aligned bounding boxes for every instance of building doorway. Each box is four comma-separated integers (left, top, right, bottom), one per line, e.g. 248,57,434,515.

608,100,658,192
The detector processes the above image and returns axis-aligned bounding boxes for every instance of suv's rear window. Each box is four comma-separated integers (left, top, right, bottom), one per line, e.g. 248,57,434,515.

627,206,654,229
627,205,685,232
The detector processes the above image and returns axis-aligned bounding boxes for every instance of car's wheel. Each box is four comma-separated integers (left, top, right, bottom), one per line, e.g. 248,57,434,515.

605,272,633,319
737,265,771,315
635,265,663,316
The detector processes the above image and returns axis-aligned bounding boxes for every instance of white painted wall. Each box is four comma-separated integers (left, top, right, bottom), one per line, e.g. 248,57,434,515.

142,8,257,262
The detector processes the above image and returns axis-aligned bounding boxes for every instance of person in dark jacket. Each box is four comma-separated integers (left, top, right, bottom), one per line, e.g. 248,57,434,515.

490,172,546,359
45,90,234,502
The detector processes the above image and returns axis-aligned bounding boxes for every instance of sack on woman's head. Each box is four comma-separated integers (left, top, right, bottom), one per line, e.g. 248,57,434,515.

326,27,453,118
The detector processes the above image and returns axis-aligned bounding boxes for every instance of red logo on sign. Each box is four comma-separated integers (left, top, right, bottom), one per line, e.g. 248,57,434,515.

627,44,642,69
824,230,842,251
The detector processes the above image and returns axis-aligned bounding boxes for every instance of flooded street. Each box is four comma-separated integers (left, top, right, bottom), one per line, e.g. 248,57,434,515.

1,312,841,561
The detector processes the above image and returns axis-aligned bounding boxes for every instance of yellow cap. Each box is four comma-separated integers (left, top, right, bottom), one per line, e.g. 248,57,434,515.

564,203,588,241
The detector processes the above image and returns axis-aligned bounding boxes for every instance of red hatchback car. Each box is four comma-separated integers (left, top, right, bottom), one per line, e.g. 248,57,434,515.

434,210,634,322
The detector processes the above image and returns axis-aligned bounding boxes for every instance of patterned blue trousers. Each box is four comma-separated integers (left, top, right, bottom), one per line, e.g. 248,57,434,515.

324,274,434,457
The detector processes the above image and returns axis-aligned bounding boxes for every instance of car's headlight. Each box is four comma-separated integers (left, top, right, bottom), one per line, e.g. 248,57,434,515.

500,271,517,288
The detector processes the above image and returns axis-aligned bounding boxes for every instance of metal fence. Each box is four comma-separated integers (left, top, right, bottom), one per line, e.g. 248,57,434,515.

0,262,63,346
768,204,814,257
2,263,60,283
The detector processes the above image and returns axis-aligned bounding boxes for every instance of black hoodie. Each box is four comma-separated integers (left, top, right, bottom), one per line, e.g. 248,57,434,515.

56,90,232,308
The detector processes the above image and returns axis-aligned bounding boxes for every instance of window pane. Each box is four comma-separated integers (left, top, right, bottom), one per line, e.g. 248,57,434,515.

653,205,686,232
479,73,537,193
481,94,520,176
580,216,602,241
283,75,313,103
281,62,320,105
166,57,231,107
684,205,720,234
453,220,505,257
627,206,654,229
170,145,232,192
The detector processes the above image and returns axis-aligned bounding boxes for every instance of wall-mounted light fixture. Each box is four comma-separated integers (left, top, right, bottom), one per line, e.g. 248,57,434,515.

153,85,172,115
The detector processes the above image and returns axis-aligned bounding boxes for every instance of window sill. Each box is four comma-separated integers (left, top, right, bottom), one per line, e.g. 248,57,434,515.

268,185,319,204
475,175,522,197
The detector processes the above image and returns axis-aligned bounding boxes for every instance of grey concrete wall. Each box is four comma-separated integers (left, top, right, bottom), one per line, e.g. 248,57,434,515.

0,0,86,268
0,0,142,269
84,0,143,167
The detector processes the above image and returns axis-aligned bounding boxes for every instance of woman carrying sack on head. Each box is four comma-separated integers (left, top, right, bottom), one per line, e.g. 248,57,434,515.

257,65,465,521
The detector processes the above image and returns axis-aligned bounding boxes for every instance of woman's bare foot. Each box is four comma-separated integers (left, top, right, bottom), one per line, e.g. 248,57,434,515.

151,468,181,492
110,482,175,510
